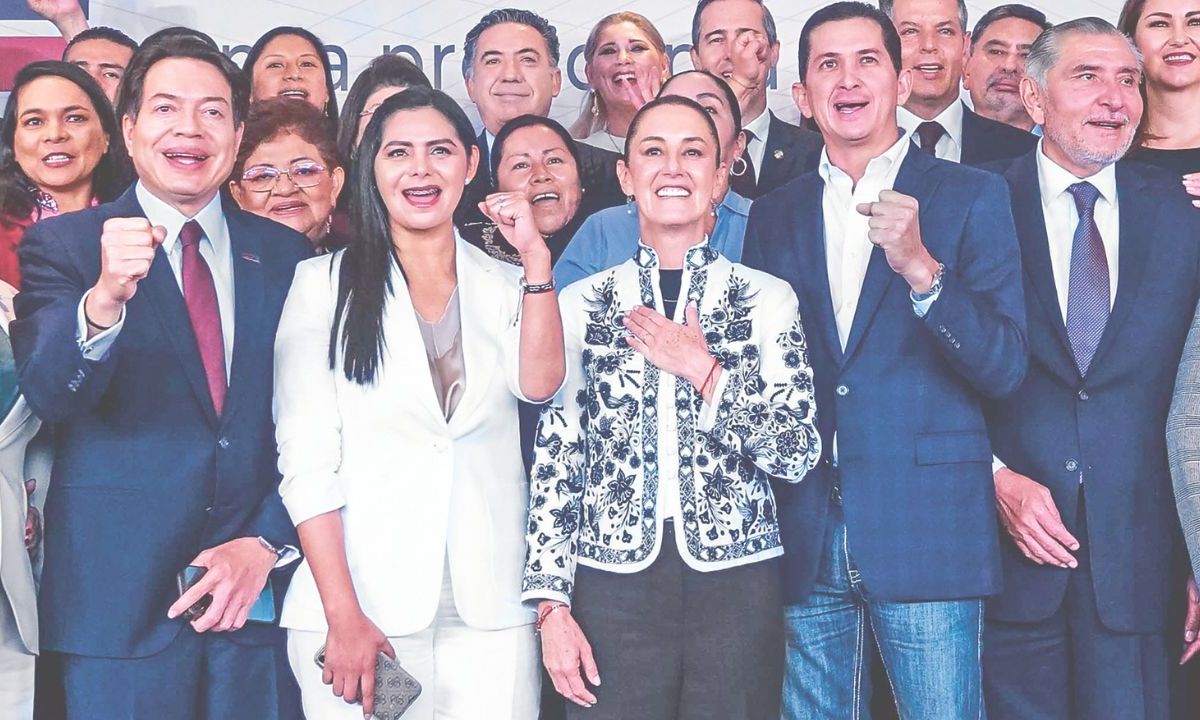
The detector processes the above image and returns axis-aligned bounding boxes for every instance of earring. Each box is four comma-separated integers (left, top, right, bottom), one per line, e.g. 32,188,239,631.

591,93,600,118
711,200,719,218
324,214,333,238
626,195,635,215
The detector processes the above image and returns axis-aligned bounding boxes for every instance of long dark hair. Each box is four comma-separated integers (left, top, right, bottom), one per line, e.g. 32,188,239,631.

337,54,431,164
243,27,340,127
1118,0,1160,147
0,61,130,221
331,86,477,385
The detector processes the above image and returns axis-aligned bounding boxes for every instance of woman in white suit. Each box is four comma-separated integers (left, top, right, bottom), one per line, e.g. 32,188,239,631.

273,87,564,720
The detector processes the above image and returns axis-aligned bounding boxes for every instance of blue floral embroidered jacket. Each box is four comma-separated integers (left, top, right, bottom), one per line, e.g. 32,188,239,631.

522,243,822,605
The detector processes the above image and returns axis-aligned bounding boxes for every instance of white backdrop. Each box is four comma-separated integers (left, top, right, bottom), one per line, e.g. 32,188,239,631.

0,0,1131,128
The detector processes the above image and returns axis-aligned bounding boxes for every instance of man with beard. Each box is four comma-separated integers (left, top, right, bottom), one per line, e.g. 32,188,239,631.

880,0,1037,165
983,17,1200,719
962,5,1050,133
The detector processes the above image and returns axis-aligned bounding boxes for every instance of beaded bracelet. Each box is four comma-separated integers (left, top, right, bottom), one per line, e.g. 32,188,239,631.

535,602,570,633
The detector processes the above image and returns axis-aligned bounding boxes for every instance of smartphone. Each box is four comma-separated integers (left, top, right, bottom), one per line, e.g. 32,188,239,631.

174,565,277,623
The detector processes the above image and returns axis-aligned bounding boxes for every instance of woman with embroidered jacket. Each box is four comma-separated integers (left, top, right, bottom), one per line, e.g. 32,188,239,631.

273,87,564,720
523,95,821,720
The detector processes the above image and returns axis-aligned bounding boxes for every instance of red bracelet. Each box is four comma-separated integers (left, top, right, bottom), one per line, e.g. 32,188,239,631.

700,357,720,397
536,602,569,632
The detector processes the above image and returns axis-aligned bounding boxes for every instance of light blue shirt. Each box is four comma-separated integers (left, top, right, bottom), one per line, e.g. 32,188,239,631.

554,190,753,289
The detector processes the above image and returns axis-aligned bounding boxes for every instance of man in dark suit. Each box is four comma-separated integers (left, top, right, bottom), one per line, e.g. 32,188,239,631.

458,8,623,229
741,4,1026,718
880,0,1037,166
689,0,823,197
981,18,1200,719
12,34,309,719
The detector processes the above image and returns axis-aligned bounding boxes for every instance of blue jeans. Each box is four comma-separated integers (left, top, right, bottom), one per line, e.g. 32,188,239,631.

782,504,985,720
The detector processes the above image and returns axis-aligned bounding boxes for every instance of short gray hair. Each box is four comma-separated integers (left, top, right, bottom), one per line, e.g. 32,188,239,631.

1024,17,1142,89
879,0,967,32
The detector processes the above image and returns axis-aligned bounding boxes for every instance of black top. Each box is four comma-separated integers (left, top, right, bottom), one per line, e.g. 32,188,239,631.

1127,146,1200,176
658,268,683,320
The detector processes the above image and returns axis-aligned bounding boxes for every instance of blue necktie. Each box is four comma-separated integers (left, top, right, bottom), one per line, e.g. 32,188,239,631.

1065,182,1109,376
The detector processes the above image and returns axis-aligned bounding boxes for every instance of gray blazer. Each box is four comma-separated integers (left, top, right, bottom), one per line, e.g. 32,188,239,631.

1167,299,1200,582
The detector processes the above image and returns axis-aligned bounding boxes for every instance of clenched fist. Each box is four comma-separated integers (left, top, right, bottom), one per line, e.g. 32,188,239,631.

86,217,166,330
856,189,941,293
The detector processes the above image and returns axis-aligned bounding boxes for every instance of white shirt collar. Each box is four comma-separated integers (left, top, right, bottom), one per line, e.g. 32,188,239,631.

897,100,964,151
742,108,771,144
818,131,911,186
1034,139,1118,209
136,182,226,256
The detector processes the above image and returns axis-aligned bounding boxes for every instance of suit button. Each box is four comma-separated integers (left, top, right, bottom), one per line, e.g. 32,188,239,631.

836,385,850,397
953,341,961,349
204,506,213,513
218,437,230,449
432,440,447,452
1078,389,1089,401
1065,459,1079,473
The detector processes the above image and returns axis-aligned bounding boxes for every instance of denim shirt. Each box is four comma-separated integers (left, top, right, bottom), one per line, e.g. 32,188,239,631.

554,190,752,289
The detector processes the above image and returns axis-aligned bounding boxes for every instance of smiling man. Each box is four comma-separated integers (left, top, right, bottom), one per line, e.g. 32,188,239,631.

880,0,1037,165
12,32,311,720
983,18,1200,719
459,8,623,230
962,4,1050,132
740,3,1026,718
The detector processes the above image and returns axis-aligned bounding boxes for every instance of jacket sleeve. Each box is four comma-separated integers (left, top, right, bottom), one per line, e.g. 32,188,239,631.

919,173,1029,398
521,290,586,607
11,219,122,422
701,278,822,482
1168,297,1200,584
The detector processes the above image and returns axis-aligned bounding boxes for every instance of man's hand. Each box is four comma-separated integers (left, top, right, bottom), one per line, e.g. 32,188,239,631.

87,218,165,331
856,190,940,293
26,0,88,40
1184,173,1200,208
167,537,277,633
1183,575,1200,664
994,468,1080,568
539,602,600,708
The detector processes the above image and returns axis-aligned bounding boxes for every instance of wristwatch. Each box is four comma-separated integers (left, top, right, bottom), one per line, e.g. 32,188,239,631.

911,262,945,303
257,536,284,559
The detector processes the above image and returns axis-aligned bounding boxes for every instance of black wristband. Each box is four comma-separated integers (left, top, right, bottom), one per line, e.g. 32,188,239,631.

84,305,116,332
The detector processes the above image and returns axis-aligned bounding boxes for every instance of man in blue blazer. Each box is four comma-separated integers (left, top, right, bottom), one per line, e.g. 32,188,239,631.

12,34,309,719
740,4,1026,718
982,19,1200,719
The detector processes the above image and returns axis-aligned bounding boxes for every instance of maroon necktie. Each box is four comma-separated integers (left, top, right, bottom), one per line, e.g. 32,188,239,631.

916,121,945,156
179,220,226,415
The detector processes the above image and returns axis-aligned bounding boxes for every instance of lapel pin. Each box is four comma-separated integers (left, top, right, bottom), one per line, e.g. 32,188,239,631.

774,149,784,160
240,252,260,264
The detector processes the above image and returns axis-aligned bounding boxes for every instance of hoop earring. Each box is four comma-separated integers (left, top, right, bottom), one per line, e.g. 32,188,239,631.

730,156,748,177
626,195,635,215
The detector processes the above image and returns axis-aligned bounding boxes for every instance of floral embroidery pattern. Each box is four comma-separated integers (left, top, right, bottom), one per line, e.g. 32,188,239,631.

522,248,821,602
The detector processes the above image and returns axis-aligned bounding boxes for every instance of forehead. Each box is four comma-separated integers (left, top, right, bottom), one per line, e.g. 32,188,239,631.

699,0,767,33
246,130,321,161
66,37,134,64
663,75,729,110
18,75,94,109
503,124,569,154
597,21,655,46
261,33,321,58
1052,32,1140,72
476,23,550,55
978,16,1044,44
891,0,960,22
809,17,889,58
142,57,232,100
1141,0,1200,16
381,106,457,140
633,104,713,141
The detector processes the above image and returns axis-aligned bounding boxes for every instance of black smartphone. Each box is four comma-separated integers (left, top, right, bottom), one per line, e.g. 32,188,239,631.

175,565,213,621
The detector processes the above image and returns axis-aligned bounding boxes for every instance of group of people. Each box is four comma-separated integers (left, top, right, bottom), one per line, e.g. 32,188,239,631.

2,0,1200,719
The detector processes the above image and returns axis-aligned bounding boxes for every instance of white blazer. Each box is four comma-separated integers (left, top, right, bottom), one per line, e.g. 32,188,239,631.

274,237,541,636
0,282,51,655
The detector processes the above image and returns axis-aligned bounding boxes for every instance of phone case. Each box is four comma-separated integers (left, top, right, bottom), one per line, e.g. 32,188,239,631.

314,646,422,719
176,565,277,623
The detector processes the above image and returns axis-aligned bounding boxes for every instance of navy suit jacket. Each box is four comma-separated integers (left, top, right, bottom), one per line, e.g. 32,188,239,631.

742,145,1028,604
961,104,1038,167
752,112,824,198
11,187,311,658
984,153,1200,634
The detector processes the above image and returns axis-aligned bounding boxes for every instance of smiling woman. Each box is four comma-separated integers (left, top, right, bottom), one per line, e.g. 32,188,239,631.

0,60,129,287
244,27,340,129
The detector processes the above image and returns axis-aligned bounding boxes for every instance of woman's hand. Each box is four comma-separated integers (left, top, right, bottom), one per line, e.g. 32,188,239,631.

539,602,600,708
480,191,552,281
1184,173,1200,208
322,610,396,717
623,303,720,398
617,63,662,112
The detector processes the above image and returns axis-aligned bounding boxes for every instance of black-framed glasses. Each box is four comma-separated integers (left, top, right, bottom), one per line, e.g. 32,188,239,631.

240,161,327,193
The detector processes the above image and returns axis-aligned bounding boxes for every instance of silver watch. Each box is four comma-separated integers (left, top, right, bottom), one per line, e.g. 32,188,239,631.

912,262,945,302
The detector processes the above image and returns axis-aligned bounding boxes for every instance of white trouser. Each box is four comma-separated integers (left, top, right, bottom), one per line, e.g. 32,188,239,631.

287,565,539,720
0,583,34,720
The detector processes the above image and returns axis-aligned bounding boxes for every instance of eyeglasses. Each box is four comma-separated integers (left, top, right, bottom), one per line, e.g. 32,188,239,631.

240,161,327,193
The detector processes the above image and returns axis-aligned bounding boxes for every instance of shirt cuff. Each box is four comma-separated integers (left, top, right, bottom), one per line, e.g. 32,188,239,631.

76,289,125,360
911,285,942,318
993,455,1007,475
273,545,301,570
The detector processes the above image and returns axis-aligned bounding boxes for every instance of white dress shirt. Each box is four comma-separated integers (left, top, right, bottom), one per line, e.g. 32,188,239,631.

742,108,772,178
78,183,235,374
898,101,964,163
993,142,1119,475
